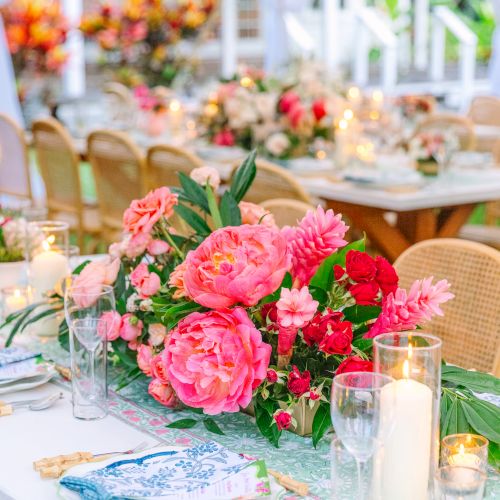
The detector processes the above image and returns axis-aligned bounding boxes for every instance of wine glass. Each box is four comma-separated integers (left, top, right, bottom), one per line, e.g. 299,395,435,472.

331,372,396,500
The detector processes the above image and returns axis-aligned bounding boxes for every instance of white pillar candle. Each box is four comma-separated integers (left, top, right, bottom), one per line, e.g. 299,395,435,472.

30,249,68,299
379,361,433,500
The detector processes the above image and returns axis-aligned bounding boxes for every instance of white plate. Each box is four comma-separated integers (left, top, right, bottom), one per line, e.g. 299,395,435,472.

0,369,56,394
196,145,245,163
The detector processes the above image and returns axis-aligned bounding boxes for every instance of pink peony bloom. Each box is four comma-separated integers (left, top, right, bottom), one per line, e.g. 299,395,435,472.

151,351,170,385
365,277,454,339
168,261,188,300
126,233,151,258
213,129,235,147
287,207,349,287
71,258,120,308
147,239,170,256
148,378,179,408
130,263,161,298
239,201,277,228
137,344,154,376
119,313,143,341
164,308,271,415
190,166,221,190
123,187,178,235
97,311,122,341
183,225,290,309
148,323,167,346
276,286,318,329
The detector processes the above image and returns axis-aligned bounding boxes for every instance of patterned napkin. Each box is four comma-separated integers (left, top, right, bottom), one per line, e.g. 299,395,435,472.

60,441,272,499
0,346,39,367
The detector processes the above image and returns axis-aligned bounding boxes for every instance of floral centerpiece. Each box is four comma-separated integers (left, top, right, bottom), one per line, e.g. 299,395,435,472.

4,154,499,460
395,95,434,121
132,84,169,136
80,0,215,87
0,211,26,263
199,69,343,160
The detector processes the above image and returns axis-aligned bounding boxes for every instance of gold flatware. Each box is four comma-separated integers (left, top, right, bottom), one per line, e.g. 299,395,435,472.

268,468,309,496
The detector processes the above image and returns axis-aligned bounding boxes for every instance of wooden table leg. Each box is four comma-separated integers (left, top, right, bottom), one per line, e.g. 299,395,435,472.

398,209,438,241
437,204,476,237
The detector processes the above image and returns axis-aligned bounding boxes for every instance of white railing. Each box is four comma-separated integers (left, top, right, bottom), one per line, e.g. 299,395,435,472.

283,12,316,59
430,6,477,107
352,7,398,92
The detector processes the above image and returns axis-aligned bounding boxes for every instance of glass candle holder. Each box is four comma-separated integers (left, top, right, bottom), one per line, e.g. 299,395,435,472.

441,434,489,472
26,221,69,300
435,466,486,500
373,331,442,500
1,286,31,317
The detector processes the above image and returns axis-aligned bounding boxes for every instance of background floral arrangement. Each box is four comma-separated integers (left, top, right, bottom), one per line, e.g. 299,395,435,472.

408,130,460,165
80,0,215,87
4,154,499,460
0,210,27,263
0,0,68,76
199,69,343,160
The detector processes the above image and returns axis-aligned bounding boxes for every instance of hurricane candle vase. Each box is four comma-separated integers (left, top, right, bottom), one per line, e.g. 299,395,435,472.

373,332,442,500
441,434,489,472
26,221,69,300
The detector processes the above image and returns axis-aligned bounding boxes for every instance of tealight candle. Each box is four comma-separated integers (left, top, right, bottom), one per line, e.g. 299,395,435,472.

2,286,30,316
441,434,488,472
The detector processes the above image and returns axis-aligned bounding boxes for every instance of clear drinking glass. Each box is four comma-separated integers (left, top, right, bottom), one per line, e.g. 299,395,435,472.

434,466,487,500
330,372,396,500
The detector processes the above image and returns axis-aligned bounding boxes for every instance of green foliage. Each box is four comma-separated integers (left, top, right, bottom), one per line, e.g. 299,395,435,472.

177,172,210,213
166,418,198,429
206,183,223,229
312,402,331,448
254,395,281,448
174,204,211,236
203,417,225,435
229,150,257,202
219,191,242,226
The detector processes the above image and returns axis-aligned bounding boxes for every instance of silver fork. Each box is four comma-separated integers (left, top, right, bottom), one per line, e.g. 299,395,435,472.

93,441,150,457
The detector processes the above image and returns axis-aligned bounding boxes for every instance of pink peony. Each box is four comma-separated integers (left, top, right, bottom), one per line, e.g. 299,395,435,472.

164,308,271,415
125,233,151,258
286,207,349,287
130,263,161,298
276,286,318,329
137,344,154,376
183,224,290,309
147,239,170,256
148,378,179,408
168,261,188,300
190,166,221,190
365,277,454,338
71,257,120,308
119,313,143,341
151,351,170,385
148,323,167,346
239,201,277,228
97,311,122,341
123,187,178,235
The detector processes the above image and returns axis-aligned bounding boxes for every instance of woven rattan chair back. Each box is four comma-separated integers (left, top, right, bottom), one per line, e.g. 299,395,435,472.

0,113,31,200
260,198,315,227
395,238,500,375
231,159,311,204
88,130,146,233
415,114,476,150
467,96,500,126
146,144,203,190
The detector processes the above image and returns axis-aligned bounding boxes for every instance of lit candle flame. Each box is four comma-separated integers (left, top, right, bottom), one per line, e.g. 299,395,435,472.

403,359,410,379
338,119,348,131
459,444,465,455
347,87,360,101
240,76,253,88
14,289,21,298
343,109,354,121
408,343,413,359
42,235,55,252
372,90,384,103
316,150,326,160
169,100,181,112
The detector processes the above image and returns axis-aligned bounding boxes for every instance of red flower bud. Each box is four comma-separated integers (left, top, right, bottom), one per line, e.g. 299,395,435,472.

346,250,377,283
274,409,292,430
267,369,278,383
287,365,311,397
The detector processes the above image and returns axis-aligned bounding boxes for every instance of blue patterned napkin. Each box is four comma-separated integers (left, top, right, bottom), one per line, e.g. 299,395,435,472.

60,442,255,499
0,346,39,367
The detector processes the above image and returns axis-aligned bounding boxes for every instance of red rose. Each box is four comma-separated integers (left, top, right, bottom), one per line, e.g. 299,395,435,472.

261,302,278,332
318,321,353,355
334,264,346,282
336,355,374,375
274,410,292,431
302,309,344,346
350,281,380,306
287,365,311,397
375,256,399,295
312,99,327,121
346,250,377,282
267,369,278,383
279,90,300,113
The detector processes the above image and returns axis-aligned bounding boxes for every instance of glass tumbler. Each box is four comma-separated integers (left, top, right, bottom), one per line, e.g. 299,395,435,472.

434,466,487,500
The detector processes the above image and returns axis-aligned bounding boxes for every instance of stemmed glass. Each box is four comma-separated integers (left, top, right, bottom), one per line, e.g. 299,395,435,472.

64,283,116,420
330,372,396,500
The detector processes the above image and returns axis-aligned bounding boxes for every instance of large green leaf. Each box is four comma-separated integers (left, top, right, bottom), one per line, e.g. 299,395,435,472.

178,172,210,213
254,398,281,448
166,418,198,429
343,305,381,324
206,184,222,229
174,204,211,235
230,150,257,202
203,418,225,435
312,402,331,448
461,399,500,443
441,365,500,395
219,191,242,227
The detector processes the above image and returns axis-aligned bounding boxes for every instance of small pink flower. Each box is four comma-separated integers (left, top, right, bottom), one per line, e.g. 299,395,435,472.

190,166,221,190
147,239,170,256
279,91,300,114
239,201,277,227
130,263,161,298
276,286,318,329
126,233,151,258
123,187,178,235
148,323,167,346
108,240,126,259
151,351,169,384
137,344,154,376
120,313,143,341
168,261,188,300
213,129,235,147
148,378,179,408
273,409,292,430
97,311,122,341
288,103,306,129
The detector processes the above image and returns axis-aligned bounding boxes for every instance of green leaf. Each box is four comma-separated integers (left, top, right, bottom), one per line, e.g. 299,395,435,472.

203,418,225,435
309,238,365,290
178,172,210,213
19,307,61,333
166,418,198,429
206,184,223,229
308,286,328,305
462,399,500,443
230,150,257,202
441,365,500,395
113,264,127,299
312,403,332,448
254,398,281,448
488,442,500,469
445,398,459,436
352,338,373,353
72,259,91,276
115,367,143,391
343,305,381,324
219,191,242,227
174,204,211,235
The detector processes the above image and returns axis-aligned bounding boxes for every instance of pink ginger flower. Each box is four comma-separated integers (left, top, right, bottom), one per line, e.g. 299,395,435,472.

365,277,454,339
286,207,349,287
130,263,161,298
276,286,318,329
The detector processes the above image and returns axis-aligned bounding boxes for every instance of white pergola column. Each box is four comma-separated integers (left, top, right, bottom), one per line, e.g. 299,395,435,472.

322,0,341,76
62,0,85,99
414,0,429,71
220,0,238,78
